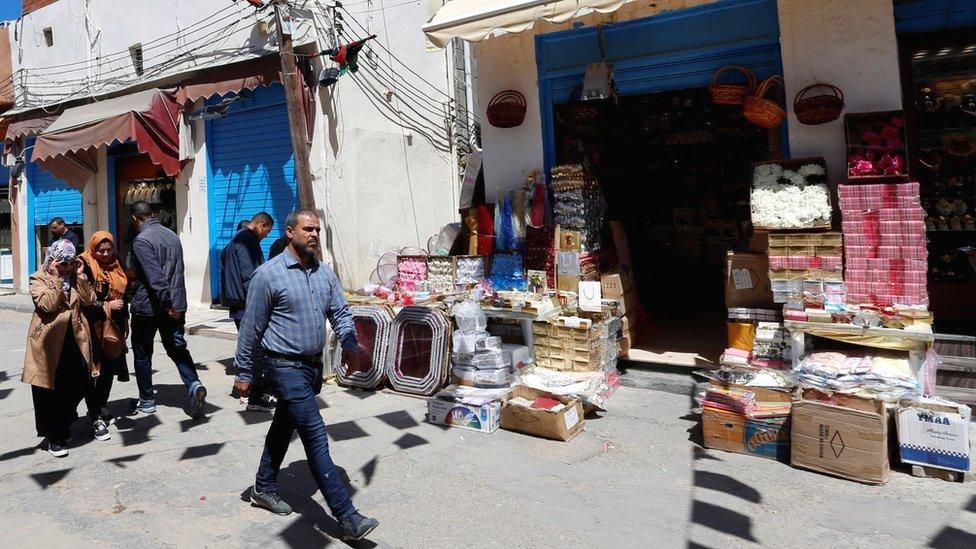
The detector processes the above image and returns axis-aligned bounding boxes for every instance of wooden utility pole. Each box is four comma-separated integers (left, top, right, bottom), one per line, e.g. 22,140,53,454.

273,0,315,209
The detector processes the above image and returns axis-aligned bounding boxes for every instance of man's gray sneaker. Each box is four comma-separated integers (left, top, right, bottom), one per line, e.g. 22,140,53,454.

47,440,69,458
340,512,379,541
250,487,293,516
187,383,207,419
135,398,157,414
93,419,111,441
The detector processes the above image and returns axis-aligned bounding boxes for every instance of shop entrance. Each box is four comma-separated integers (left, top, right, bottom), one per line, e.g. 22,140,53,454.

553,87,777,364
109,146,178,258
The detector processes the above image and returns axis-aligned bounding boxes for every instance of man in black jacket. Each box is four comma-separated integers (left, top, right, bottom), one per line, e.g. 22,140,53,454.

127,201,207,418
221,212,275,411
48,217,81,249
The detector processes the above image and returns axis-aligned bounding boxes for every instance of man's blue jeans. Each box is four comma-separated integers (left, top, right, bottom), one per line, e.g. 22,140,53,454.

131,314,201,400
255,357,356,521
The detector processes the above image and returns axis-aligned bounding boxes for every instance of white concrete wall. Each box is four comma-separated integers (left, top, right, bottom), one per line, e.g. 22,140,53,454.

778,0,902,181
309,2,458,288
177,115,213,308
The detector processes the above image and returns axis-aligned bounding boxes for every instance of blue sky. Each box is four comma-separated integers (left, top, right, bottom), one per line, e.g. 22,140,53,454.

0,0,21,21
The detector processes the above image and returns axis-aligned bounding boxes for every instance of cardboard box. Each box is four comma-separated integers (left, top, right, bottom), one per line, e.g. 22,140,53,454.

615,288,641,317
557,274,579,293
748,230,769,254
501,385,584,441
601,270,634,299
702,408,791,461
609,221,631,268
427,393,502,434
725,252,774,308
896,399,972,473
791,398,889,484
617,335,632,357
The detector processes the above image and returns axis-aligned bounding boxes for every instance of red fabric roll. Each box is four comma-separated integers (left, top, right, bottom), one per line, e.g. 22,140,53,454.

476,203,495,235
477,235,496,256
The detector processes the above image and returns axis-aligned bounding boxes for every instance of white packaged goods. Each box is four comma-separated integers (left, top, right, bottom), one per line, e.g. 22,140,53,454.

896,397,971,473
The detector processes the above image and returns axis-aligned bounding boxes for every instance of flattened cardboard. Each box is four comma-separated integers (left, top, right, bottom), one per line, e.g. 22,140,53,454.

501,385,584,441
791,399,889,484
702,407,790,461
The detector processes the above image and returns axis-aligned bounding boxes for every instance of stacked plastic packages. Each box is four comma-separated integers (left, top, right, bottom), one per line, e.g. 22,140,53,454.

450,301,512,389
551,164,606,251
839,182,928,308
751,322,791,370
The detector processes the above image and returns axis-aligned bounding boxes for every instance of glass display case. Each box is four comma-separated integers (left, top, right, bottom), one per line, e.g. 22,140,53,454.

900,30,976,330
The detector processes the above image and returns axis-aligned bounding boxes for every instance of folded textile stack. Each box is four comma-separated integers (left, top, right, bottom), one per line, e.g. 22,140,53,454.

751,322,791,369
699,367,794,418
720,347,751,367
332,305,394,389
386,306,452,396
796,351,920,401
839,182,928,308
451,301,511,389
551,164,605,251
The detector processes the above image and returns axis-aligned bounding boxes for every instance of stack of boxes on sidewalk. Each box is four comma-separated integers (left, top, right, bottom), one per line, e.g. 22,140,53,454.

705,120,972,483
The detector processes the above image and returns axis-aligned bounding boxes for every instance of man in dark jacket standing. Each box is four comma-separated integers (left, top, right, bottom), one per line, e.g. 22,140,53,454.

48,217,81,249
221,211,275,411
128,201,207,418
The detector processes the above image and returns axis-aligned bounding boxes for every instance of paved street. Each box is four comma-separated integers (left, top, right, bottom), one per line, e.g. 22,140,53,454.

0,309,973,548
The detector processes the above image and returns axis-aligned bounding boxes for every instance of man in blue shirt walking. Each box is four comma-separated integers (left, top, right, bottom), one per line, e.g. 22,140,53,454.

233,209,378,541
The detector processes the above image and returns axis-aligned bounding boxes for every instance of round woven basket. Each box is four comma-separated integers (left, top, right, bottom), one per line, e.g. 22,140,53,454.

710,66,757,105
744,76,786,129
486,90,526,128
794,83,845,125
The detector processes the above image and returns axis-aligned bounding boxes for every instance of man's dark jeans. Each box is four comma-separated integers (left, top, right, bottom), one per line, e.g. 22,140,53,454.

131,314,201,400
254,357,356,520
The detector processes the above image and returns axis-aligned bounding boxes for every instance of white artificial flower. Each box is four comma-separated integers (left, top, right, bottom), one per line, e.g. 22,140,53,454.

799,163,827,177
753,164,782,184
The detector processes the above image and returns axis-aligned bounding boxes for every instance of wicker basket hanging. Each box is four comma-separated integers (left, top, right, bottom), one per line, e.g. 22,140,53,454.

793,82,845,125
486,90,526,128
710,65,757,105
744,76,786,129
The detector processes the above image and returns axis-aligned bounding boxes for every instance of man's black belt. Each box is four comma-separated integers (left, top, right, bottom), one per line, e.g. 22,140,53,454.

264,350,323,364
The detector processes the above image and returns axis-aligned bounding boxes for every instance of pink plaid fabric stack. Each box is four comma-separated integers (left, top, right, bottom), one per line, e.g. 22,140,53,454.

839,182,928,307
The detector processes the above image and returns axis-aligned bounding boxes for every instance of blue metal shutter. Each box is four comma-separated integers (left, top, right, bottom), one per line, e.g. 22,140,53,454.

206,83,298,299
28,151,83,226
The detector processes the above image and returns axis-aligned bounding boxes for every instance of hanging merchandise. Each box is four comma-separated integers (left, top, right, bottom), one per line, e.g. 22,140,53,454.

331,305,394,389
486,91,527,129
551,164,606,251
524,225,556,287
743,76,786,129
709,65,757,106
386,306,452,396
793,83,845,126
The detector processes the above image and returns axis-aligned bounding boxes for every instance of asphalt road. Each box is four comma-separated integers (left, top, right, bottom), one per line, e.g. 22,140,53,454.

0,309,973,548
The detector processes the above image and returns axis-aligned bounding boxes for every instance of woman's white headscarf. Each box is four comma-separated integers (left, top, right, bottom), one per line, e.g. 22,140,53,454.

43,239,77,293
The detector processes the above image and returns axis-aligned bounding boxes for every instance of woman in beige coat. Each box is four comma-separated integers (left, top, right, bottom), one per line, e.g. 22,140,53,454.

23,239,98,457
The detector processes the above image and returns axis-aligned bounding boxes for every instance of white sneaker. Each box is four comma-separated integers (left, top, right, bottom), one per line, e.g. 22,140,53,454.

47,441,69,458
